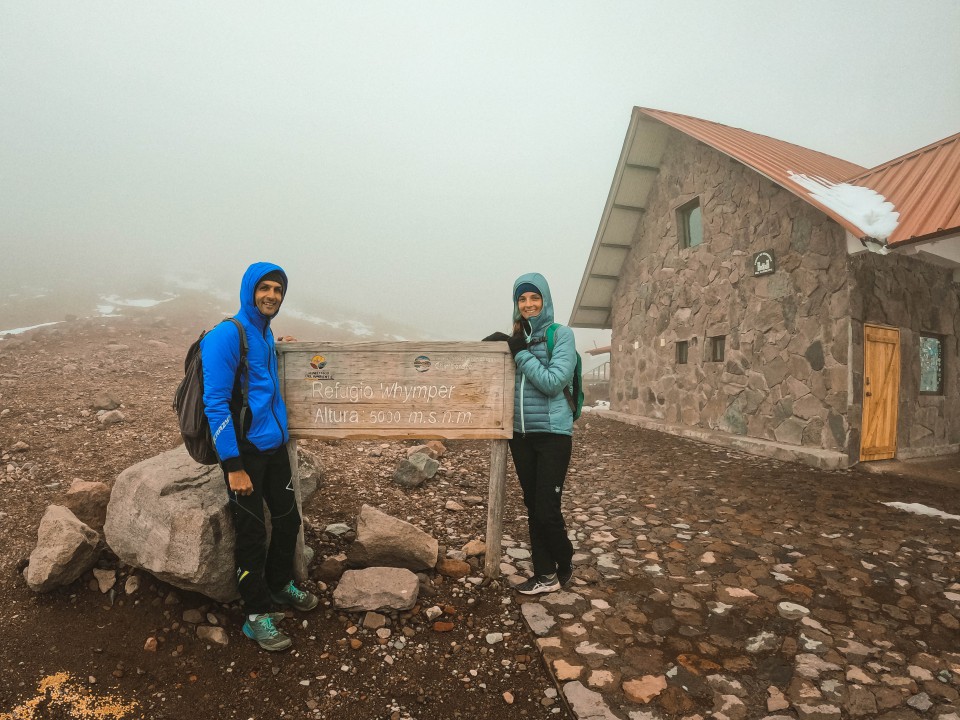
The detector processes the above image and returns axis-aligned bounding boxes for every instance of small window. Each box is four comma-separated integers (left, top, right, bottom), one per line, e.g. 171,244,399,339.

677,198,703,249
708,335,725,362
676,341,688,365
920,334,944,394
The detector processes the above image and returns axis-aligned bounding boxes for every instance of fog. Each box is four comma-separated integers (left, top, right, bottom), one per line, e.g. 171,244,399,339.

2,2,958,350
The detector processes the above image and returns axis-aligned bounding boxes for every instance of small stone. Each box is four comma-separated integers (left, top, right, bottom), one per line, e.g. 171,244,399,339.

124,575,140,595
197,626,229,645
485,633,504,645
92,568,116,594
503,691,514,704
622,675,667,704
778,601,811,620
144,637,157,652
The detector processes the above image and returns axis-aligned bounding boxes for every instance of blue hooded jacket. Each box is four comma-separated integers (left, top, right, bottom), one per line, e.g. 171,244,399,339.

512,272,577,436
201,262,290,471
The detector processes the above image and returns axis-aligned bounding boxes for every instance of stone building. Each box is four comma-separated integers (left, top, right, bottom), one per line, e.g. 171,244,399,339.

571,107,959,468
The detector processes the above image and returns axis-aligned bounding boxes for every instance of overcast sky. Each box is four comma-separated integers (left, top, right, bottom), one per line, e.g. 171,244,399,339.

2,1,958,347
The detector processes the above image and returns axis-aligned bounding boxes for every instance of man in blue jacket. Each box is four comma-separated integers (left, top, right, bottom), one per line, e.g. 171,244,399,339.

201,261,317,651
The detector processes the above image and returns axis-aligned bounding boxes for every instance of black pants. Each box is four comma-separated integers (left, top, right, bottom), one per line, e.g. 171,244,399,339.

509,433,574,578
223,445,301,614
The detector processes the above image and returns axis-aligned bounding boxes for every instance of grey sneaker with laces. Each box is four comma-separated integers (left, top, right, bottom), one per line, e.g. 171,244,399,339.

515,574,561,595
242,614,292,652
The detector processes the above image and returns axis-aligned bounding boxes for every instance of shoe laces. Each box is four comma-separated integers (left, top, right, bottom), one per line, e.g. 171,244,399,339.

256,615,280,637
285,582,307,601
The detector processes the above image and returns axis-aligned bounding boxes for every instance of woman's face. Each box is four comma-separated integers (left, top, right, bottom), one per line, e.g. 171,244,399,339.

517,291,543,320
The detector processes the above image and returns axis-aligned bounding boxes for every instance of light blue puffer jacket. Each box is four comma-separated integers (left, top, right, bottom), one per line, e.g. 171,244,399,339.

512,273,577,436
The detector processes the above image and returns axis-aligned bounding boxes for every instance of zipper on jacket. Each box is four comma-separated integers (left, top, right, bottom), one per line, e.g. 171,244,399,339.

265,326,286,443
519,374,526,434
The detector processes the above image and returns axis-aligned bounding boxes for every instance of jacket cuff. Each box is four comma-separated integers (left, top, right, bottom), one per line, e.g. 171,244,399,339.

222,456,244,473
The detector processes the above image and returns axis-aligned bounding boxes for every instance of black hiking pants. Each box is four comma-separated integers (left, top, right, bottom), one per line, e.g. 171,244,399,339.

509,432,574,578
222,444,301,614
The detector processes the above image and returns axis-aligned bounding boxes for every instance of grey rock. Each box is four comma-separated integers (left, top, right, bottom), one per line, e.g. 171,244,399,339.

25,506,100,593
521,602,557,636
391,452,439,488
97,409,125,426
333,567,419,612
562,681,620,720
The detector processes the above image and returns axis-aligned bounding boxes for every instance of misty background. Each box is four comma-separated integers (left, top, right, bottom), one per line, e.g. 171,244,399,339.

2,2,959,359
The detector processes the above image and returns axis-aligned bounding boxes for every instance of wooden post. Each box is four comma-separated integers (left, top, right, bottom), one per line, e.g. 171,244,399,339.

287,439,309,582
484,439,509,579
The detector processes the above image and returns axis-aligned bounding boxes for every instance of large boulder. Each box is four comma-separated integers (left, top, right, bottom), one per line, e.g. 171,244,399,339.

26,505,100,592
104,445,238,602
104,444,319,602
346,504,438,571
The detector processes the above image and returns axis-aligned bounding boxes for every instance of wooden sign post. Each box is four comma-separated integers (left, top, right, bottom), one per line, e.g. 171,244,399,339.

277,341,514,579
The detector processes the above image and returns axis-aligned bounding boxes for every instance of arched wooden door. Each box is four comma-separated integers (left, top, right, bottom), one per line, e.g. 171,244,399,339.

860,324,900,461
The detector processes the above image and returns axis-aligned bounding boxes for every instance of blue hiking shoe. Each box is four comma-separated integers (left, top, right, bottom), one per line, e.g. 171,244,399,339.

242,614,292,652
270,581,319,612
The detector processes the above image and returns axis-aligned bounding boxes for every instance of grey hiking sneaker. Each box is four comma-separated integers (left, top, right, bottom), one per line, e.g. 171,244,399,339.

270,581,319,611
242,614,292,652
558,566,573,588
515,574,561,595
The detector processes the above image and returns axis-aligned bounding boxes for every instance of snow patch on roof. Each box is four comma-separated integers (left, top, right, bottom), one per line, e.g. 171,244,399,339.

789,172,900,247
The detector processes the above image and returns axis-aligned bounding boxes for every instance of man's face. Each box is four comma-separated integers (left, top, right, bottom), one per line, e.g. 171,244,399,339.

254,280,284,317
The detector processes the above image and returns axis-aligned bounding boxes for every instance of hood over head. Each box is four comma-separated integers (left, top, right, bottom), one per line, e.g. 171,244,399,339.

239,261,288,328
512,272,554,335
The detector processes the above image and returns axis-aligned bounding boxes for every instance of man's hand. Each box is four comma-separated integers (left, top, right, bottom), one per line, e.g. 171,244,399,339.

276,335,298,343
228,470,254,495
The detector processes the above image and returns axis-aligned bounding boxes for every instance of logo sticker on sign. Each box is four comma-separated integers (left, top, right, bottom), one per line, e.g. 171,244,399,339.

413,355,431,373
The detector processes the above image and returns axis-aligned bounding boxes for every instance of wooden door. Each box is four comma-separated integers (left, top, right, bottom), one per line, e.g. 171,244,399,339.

860,324,900,461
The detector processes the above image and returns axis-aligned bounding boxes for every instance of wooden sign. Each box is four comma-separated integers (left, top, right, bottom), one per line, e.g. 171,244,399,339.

277,341,514,440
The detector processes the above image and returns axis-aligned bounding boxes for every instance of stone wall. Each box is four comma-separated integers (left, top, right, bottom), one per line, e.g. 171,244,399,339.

610,130,853,453
849,252,960,459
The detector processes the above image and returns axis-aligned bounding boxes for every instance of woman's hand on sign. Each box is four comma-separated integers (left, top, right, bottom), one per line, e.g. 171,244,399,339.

228,470,254,495
482,332,510,342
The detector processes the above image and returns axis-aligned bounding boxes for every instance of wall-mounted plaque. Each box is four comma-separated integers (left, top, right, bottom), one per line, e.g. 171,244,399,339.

753,250,776,276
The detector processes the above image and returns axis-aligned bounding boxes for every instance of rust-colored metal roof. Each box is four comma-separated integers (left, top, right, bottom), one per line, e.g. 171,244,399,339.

844,131,960,246
636,107,870,238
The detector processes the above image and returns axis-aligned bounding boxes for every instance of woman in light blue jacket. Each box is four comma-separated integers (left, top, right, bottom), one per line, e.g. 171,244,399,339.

486,272,577,594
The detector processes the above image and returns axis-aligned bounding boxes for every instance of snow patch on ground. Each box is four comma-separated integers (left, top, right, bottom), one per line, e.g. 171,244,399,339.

101,294,176,309
789,172,899,247
0,321,63,337
881,502,960,522
582,400,610,413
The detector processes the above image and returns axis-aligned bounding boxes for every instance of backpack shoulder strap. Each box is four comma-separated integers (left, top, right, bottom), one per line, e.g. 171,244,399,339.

223,317,250,439
545,322,561,357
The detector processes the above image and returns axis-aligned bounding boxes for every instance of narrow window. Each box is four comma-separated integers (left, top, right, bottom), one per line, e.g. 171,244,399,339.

676,341,688,365
708,335,725,362
677,198,703,248
920,334,944,395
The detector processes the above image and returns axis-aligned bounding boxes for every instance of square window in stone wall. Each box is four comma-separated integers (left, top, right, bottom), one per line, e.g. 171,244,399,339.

708,335,725,362
677,198,703,249
920,334,944,395
676,341,689,364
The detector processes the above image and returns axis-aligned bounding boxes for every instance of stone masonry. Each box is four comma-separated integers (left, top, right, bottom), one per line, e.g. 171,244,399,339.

609,128,960,464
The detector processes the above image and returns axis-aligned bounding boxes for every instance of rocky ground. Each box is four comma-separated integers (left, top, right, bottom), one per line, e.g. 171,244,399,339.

1,304,959,720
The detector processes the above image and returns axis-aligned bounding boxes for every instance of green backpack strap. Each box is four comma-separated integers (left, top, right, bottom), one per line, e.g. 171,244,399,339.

545,323,578,416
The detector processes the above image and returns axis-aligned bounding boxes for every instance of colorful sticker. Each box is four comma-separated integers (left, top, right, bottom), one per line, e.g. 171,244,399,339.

310,355,327,370
413,355,431,373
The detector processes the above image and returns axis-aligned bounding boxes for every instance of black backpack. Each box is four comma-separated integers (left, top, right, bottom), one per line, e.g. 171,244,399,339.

173,317,249,465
